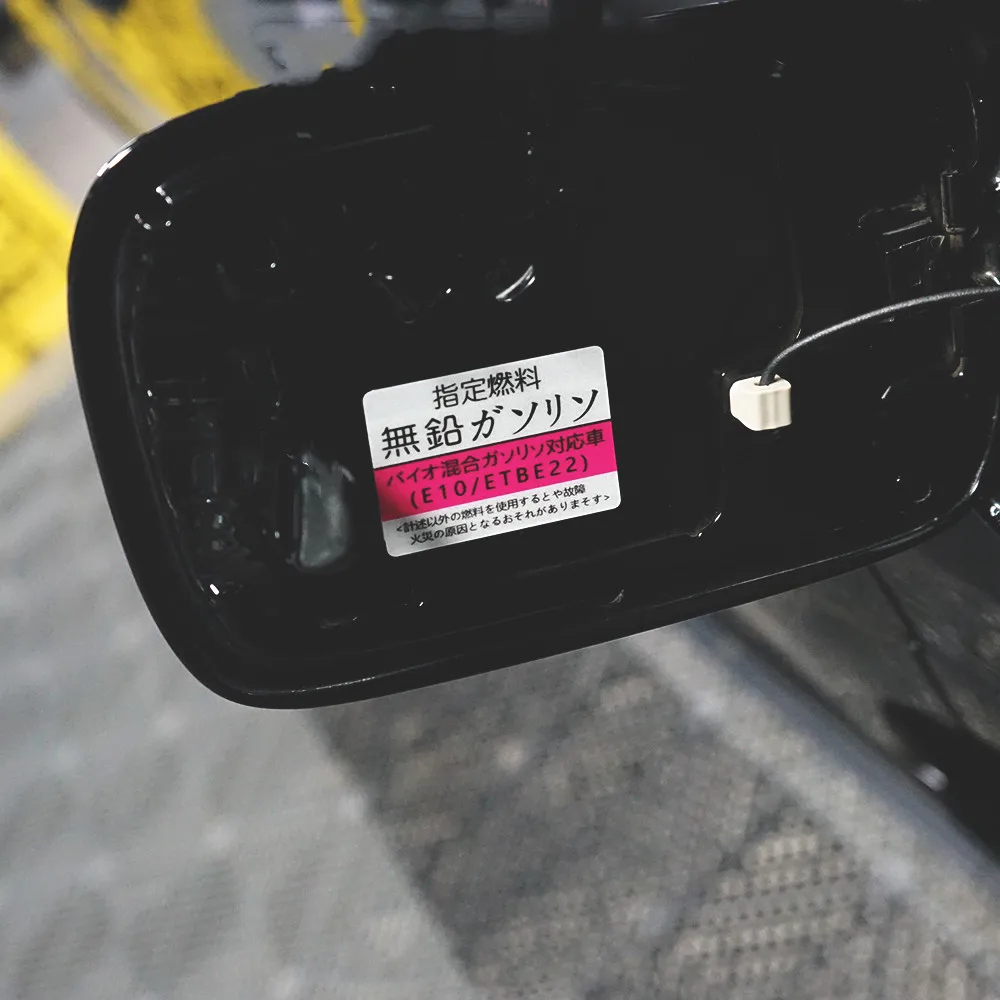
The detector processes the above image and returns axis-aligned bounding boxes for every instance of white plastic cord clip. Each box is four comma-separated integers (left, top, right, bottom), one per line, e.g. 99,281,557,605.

729,376,792,431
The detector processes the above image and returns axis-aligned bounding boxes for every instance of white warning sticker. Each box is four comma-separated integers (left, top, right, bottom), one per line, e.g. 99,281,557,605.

363,346,621,556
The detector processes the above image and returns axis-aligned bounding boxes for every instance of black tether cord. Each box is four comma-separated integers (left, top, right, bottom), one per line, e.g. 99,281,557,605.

758,286,1000,386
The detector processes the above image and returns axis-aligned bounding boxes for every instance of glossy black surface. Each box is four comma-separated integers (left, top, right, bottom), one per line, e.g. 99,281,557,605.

70,0,1000,705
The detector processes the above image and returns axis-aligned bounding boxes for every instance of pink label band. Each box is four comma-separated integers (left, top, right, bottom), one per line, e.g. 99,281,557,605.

375,420,618,521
